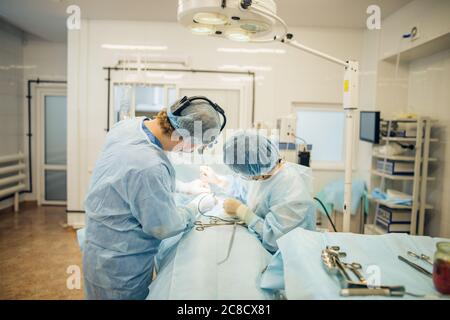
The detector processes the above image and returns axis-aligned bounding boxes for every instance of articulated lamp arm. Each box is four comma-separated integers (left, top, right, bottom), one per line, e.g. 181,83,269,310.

281,36,360,233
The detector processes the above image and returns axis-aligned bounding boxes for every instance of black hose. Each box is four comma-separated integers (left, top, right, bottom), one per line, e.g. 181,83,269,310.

314,197,338,232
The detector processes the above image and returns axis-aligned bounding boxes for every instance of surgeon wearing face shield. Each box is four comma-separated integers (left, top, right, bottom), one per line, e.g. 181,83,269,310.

200,132,315,253
83,96,226,300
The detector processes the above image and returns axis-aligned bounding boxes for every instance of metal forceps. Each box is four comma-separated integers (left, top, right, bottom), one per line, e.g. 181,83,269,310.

407,251,433,265
217,222,238,265
194,218,242,231
343,262,366,284
194,221,223,231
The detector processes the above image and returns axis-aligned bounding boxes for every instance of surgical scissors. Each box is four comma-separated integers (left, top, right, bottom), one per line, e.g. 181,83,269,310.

407,251,433,265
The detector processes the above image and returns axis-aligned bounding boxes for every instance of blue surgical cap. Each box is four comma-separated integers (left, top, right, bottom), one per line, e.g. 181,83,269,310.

167,101,222,145
223,132,280,177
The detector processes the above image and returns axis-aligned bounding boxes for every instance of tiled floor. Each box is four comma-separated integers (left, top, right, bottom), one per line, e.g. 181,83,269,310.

0,203,84,299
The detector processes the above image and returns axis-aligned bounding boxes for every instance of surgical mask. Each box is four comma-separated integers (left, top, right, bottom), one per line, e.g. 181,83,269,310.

239,160,284,181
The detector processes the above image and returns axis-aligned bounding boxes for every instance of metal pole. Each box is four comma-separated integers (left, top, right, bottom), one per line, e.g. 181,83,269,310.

285,39,349,68
106,68,111,132
282,37,358,232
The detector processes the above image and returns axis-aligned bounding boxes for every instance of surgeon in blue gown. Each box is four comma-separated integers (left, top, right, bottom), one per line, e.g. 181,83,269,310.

83,96,224,299
200,132,316,253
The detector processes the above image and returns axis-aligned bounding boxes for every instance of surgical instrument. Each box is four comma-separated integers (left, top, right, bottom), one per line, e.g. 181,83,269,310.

341,285,425,298
344,262,366,284
197,194,241,223
322,247,364,286
341,287,394,297
340,285,408,297
398,255,433,277
217,222,238,265
407,251,433,265
322,247,424,297
194,220,244,231
321,247,353,285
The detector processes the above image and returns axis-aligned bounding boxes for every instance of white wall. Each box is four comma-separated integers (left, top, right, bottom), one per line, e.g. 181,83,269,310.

23,40,67,79
379,0,450,60
356,28,381,183
358,0,450,237
408,49,450,237
21,39,67,202
0,20,24,210
67,20,364,213
378,0,450,237
0,20,23,157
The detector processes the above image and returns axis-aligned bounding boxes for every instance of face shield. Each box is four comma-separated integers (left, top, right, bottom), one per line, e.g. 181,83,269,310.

167,96,227,153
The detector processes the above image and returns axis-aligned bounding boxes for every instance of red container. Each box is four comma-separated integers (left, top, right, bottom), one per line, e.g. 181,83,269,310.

433,242,450,295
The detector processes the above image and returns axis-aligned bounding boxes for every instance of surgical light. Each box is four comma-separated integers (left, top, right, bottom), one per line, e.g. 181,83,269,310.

178,0,280,41
190,24,215,35
225,27,251,42
239,20,270,33
193,12,228,25
177,0,361,234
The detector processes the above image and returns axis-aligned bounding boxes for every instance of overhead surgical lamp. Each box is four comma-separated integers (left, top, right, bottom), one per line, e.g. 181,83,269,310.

178,0,359,232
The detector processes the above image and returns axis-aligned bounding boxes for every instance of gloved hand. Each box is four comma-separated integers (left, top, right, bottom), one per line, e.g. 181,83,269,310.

176,179,211,195
223,198,243,215
200,166,227,188
190,193,218,213
223,198,258,225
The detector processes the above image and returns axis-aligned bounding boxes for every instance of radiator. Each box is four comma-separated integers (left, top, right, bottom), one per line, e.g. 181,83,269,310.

0,153,26,211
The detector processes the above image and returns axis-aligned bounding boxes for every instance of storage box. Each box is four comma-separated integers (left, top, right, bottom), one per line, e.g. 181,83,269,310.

376,159,414,175
377,205,411,223
376,217,410,233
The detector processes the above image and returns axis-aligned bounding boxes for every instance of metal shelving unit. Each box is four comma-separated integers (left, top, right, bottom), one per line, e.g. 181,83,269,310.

370,170,435,181
372,153,437,162
366,117,436,236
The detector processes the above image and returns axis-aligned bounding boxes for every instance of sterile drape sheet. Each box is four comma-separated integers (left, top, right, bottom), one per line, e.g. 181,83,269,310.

147,203,273,300
261,228,449,300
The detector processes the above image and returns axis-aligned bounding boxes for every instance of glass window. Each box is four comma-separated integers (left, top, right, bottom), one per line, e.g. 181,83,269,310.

114,85,133,122
296,109,345,164
45,96,67,165
113,84,176,121
45,170,67,201
135,85,164,114
168,87,177,106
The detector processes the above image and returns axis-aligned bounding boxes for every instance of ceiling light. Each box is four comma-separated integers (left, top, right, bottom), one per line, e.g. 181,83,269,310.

190,24,215,35
193,12,228,25
217,48,286,54
101,44,168,51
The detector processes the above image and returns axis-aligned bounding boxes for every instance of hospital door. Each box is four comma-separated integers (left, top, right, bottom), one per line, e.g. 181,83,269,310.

40,94,67,205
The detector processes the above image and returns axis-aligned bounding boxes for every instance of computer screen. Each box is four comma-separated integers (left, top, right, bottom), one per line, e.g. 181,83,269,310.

360,111,380,144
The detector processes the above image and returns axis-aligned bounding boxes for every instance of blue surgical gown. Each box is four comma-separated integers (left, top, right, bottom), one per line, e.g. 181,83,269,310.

226,163,316,253
83,118,195,300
